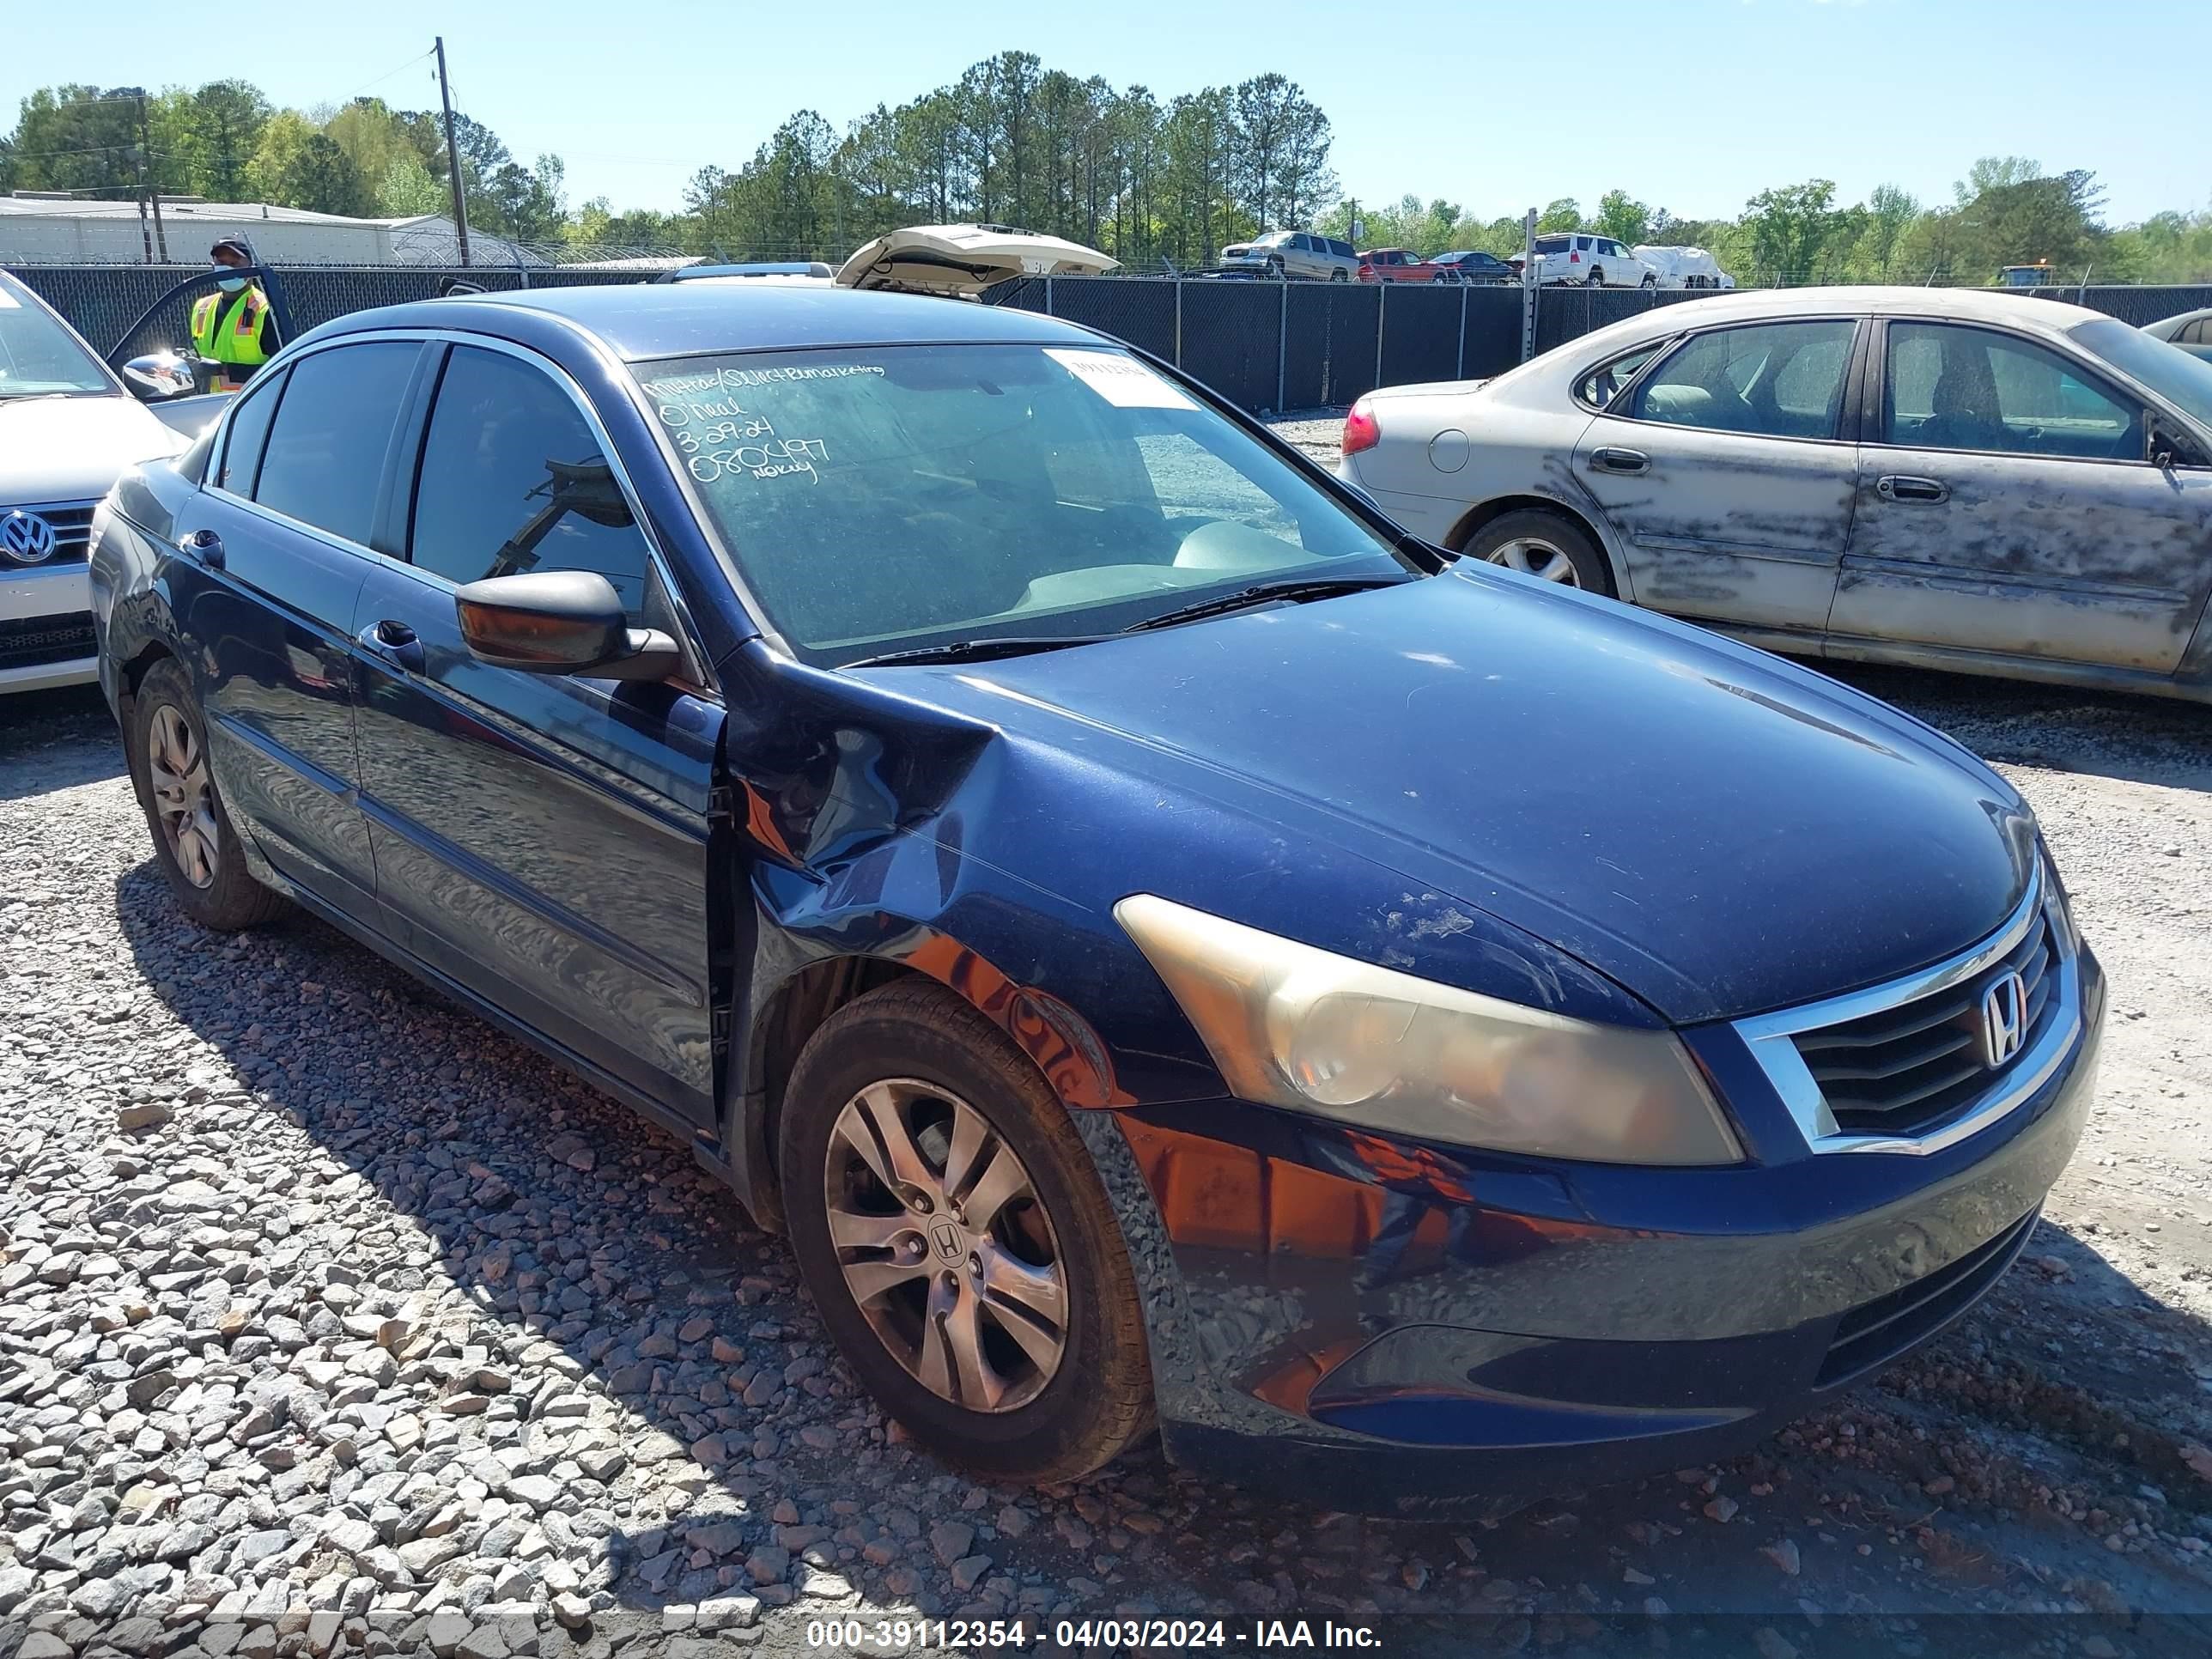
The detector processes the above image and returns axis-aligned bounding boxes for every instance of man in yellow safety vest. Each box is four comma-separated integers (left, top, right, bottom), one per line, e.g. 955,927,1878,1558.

189,240,277,390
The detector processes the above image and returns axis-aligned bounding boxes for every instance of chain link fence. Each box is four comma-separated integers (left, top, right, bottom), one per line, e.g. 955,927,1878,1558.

7,263,647,368
14,261,2212,416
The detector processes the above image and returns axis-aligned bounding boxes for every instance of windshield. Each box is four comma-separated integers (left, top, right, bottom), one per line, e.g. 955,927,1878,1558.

635,343,1411,667
2072,318,2212,430
0,277,112,398
1248,232,1293,248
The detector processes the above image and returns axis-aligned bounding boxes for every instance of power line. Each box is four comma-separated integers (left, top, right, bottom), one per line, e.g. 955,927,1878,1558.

330,48,438,109
7,142,179,161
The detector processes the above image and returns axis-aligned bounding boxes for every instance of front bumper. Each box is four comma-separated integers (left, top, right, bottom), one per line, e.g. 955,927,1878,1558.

1,564,97,692
1103,944,2104,1517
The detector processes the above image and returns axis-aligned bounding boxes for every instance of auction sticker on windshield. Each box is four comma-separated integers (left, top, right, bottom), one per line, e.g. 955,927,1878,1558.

1046,348,1199,410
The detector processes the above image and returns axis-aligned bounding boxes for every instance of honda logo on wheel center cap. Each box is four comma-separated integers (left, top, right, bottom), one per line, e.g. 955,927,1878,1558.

929,1219,964,1261
0,510,58,565
1978,969,2027,1067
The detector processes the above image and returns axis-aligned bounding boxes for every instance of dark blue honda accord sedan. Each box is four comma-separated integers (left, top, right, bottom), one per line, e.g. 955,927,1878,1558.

89,279,2103,1515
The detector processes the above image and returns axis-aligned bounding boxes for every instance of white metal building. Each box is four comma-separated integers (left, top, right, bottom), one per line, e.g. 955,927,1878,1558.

0,194,546,266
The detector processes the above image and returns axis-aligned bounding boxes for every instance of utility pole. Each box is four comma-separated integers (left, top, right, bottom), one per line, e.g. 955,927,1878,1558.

1521,207,1539,364
137,94,169,264
434,37,472,267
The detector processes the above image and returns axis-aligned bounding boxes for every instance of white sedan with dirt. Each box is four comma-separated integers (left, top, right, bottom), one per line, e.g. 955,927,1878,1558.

1336,286,2212,704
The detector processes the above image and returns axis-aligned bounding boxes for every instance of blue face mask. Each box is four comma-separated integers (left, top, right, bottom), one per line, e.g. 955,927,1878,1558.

216,274,248,294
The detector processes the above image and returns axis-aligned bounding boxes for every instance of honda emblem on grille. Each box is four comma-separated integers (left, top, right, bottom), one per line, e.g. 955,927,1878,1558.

1979,969,2028,1067
0,510,58,566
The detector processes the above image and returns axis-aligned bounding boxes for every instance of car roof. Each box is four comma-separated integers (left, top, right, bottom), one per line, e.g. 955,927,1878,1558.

306,281,1100,362
2146,306,2212,337
1571,284,2109,343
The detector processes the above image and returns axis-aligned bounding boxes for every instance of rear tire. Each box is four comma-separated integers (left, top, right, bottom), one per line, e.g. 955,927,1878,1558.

780,981,1154,1484
1641,273,1657,289
127,658,290,931
1330,268,1348,283
1463,508,1614,595
1587,266,1605,288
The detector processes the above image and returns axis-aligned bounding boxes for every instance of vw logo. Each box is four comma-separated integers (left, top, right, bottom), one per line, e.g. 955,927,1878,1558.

1978,969,2028,1067
928,1220,965,1263
0,510,58,566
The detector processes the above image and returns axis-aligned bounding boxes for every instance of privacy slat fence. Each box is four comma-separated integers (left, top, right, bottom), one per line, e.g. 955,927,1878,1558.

12,262,2211,416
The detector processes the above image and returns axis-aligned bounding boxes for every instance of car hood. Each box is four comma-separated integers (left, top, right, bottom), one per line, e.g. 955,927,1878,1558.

889,570,2033,1024
0,394,183,503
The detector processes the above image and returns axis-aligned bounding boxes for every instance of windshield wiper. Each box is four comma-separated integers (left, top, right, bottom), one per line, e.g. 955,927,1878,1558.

839,634,1114,669
1122,574,1412,635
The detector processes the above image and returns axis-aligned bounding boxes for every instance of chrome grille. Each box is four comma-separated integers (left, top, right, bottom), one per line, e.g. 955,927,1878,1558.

1732,865,2084,1157
0,501,99,567
1794,912,2058,1138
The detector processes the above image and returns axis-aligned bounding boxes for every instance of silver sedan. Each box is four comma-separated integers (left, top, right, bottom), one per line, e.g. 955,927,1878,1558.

1339,287,2212,703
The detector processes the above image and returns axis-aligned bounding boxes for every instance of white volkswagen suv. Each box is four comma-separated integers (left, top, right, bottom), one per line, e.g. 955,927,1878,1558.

1,271,198,693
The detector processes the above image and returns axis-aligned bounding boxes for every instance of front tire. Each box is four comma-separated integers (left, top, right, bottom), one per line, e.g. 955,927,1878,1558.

780,981,1154,1483
1463,508,1614,594
127,658,289,931
1641,273,1657,289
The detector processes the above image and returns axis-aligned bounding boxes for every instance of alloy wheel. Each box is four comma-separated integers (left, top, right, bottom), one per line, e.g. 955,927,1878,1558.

147,702,220,888
1486,538,1582,586
823,1079,1068,1413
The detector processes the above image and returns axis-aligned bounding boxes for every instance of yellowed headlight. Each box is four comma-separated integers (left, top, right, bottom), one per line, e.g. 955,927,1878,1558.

1116,893,1741,1165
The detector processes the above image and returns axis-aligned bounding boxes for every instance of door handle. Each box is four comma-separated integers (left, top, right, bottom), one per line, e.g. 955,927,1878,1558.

358,619,426,676
1876,475,1950,504
1588,447,1650,476
176,528,224,570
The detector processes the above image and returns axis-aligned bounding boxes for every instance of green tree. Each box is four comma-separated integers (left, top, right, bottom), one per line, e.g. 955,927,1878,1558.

247,110,368,215
376,155,447,216
8,85,140,197
1741,179,1842,283
181,80,270,200
1853,183,1918,279
1954,155,2044,205
1954,168,2108,276
1592,189,1650,246
1535,197,1581,232
2112,206,2212,284
484,153,566,243
324,99,421,203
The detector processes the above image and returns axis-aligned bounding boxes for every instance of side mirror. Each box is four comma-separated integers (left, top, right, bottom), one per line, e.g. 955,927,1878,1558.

453,570,683,682
122,351,207,403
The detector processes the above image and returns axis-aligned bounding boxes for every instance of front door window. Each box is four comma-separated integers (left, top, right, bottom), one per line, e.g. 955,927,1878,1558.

1883,324,2138,462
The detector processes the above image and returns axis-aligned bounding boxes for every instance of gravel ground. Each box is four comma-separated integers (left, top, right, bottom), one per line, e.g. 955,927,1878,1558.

5,604,2212,1656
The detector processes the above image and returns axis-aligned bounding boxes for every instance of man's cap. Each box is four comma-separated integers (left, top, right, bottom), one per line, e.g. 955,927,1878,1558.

210,239,253,262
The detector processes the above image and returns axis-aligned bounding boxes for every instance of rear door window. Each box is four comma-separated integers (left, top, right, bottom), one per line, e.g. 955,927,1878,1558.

251,342,421,545
1578,344,1666,410
1632,320,1858,439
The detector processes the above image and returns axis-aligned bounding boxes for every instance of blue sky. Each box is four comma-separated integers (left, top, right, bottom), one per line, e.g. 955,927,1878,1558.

9,0,2205,227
